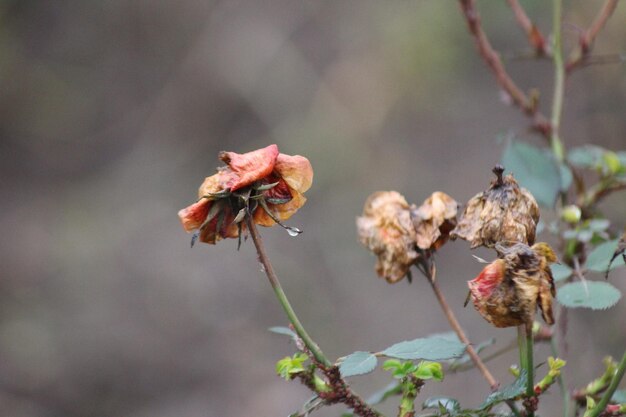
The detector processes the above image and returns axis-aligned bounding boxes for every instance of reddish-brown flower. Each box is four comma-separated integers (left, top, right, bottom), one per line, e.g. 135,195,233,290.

178,144,313,245
357,191,419,283
467,242,556,328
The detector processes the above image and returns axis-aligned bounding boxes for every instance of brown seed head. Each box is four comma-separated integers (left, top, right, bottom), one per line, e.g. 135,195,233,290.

451,166,540,249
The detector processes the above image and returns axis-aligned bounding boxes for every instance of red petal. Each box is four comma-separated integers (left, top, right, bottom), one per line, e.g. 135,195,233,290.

178,199,210,232
218,144,279,191
468,260,505,299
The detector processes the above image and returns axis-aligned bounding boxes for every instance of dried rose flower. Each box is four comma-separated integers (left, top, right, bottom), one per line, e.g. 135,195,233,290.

412,192,458,251
178,144,313,245
357,191,419,283
451,165,539,249
467,242,556,329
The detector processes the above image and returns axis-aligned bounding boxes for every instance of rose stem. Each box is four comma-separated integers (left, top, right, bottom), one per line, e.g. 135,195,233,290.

586,350,626,417
518,325,535,417
245,216,330,367
424,262,498,389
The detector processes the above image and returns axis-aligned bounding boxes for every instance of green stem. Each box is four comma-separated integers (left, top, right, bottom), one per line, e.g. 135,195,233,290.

550,0,565,162
586,351,626,417
246,217,331,367
518,326,535,417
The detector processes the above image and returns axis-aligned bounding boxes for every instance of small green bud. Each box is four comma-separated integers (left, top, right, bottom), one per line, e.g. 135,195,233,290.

561,205,581,223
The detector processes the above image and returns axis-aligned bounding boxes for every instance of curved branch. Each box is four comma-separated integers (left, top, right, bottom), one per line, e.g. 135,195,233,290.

566,0,620,74
458,0,552,140
507,0,547,55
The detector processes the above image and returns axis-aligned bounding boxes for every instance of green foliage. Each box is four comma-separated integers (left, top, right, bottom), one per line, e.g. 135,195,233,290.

422,397,461,414
557,281,622,310
383,360,444,381
448,338,495,370
268,326,298,339
501,140,561,207
479,370,528,410
612,390,626,403
339,351,378,377
381,336,466,361
568,145,626,177
585,239,626,272
551,263,573,282
276,353,309,380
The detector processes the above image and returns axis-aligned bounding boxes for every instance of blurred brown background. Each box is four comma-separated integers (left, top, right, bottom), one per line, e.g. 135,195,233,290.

0,1,625,416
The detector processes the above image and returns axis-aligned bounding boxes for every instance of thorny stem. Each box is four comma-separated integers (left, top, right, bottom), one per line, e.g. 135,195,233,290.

458,0,552,140
566,0,620,74
550,0,565,163
586,350,626,417
507,0,547,55
246,217,330,367
423,261,499,390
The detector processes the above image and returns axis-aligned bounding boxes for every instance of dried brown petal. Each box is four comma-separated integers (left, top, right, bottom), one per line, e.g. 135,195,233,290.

357,191,419,283
412,191,458,250
451,166,539,249
468,242,556,328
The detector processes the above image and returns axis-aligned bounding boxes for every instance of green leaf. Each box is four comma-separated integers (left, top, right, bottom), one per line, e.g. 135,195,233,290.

276,353,309,380
501,140,561,207
449,338,496,369
422,397,461,413
559,163,573,192
568,145,606,168
557,281,622,310
612,389,626,403
381,337,466,361
339,351,378,377
586,239,626,272
268,326,297,339
414,361,444,381
480,370,527,409
551,264,573,282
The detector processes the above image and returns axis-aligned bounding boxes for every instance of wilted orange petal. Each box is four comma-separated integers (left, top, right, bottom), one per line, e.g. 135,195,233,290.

197,174,223,198
274,153,313,193
178,199,210,232
218,144,279,191
253,189,307,226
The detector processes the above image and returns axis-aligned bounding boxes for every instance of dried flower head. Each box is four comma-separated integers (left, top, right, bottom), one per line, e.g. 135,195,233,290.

467,242,556,328
357,191,419,283
412,192,458,250
178,144,313,246
451,165,539,249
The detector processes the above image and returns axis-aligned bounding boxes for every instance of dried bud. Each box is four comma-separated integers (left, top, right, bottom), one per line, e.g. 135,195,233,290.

412,192,458,250
467,242,556,328
357,191,419,283
451,165,539,249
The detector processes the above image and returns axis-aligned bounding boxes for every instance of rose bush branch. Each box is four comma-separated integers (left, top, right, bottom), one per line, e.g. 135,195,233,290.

507,0,547,55
566,0,620,74
458,0,552,139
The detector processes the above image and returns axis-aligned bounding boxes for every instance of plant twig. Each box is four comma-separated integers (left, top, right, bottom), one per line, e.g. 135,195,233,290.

246,218,383,417
246,217,330,367
507,0,547,55
566,0,620,74
585,350,626,417
458,0,552,139
518,325,536,417
550,0,566,162
424,261,499,390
